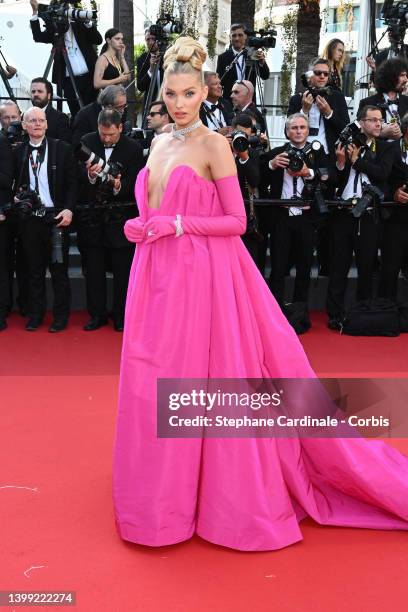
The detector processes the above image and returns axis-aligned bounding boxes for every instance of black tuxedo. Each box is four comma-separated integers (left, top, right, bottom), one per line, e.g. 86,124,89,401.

216,48,270,102
287,91,349,161
136,52,164,109
72,102,101,148
13,138,77,322
358,92,408,128
0,135,14,318
236,102,267,134
375,46,408,68
45,105,72,143
327,139,395,320
30,18,102,115
199,98,233,129
77,132,144,321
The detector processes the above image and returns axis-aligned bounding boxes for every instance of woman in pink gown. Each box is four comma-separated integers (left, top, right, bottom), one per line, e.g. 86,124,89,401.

113,37,408,551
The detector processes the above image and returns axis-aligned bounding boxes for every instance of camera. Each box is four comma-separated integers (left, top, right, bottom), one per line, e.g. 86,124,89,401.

75,143,123,181
301,169,330,214
6,120,24,146
149,15,183,52
231,130,249,153
336,121,368,148
247,28,277,49
352,184,384,218
14,189,47,220
285,140,322,173
381,0,408,27
301,73,332,101
38,1,96,35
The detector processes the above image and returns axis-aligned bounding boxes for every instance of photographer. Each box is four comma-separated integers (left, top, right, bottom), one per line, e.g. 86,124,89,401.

228,113,260,263
216,23,270,103
0,132,13,330
0,101,22,136
359,58,408,141
71,84,127,148
200,72,233,131
30,77,71,143
136,29,164,111
29,0,102,117
288,58,349,162
230,79,266,134
13,106,76,332
327,105,395,330
379,112,408,299
77,109,144,332
261,113,331,323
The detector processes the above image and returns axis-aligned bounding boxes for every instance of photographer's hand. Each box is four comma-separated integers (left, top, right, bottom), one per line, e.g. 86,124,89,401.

269,152,289,170
316,95,332,118
381,122,402,140
335,143,346,170
55,209,73,228
288,162,313,178
30,0,38,15
255,49,266,65
86,160,102,181
394,184,408,204
108,173,122,193
347,143,361,165
301,91,313,114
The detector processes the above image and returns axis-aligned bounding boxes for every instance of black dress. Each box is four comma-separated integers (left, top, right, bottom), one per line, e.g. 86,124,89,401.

102,58,121,82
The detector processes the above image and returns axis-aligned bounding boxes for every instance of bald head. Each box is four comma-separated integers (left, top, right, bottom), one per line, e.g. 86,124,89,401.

22,106,47,143
230,79,254,110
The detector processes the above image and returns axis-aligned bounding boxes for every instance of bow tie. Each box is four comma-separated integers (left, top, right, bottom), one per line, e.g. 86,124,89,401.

210,103,221,112
385,97,398,105
29,143,45,157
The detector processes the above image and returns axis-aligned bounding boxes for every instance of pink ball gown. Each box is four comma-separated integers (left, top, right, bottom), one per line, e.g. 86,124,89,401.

113,164,408,551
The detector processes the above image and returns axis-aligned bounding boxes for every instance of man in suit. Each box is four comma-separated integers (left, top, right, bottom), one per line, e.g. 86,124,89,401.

13,106,76,332
230,80,266,133
288,58,349,162
30,77,71,143
29,0,102,117
261,113,331,315
0,100,21,134
0,133,13,330
71,84,127,148
146,101,170,136
326,105,395,329
379,111,408,300
136,29,164,111
199,71,233,131
216,23,270,103
77,109,144,331
359,58,408,142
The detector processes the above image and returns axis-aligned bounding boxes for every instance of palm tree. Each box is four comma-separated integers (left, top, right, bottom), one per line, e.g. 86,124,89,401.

295,0,321,90
231,0,256,31
114,0,135,123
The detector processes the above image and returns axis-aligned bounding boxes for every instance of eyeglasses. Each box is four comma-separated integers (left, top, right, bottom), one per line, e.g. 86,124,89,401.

313,70,329,77
147,111,162,117
25,118,46,124
361,118,384,124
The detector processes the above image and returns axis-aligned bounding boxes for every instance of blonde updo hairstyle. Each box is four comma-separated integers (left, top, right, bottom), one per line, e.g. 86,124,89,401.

163,36,207,84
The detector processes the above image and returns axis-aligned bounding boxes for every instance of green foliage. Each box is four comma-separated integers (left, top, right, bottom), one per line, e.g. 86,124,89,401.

207,0,219,59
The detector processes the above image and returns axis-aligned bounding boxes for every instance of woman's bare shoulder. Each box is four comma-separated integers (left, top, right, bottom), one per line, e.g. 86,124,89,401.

202,130,236,178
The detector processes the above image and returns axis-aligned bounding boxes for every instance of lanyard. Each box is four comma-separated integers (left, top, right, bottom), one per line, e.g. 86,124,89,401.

29,148,45,194
204,105,224,130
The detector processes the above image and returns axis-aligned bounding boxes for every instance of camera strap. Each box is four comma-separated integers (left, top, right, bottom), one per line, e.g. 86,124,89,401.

29,144,46,195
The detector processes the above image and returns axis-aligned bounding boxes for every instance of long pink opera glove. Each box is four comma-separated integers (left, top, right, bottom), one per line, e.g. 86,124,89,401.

181,175,247,236
124,217,145,243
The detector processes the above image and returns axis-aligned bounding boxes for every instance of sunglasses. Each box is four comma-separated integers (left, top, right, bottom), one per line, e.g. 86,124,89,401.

313,70,329,77
233,80,250,92
147,111,162,117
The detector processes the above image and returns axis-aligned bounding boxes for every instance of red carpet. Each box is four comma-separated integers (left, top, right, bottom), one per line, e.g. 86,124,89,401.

1,311,408,612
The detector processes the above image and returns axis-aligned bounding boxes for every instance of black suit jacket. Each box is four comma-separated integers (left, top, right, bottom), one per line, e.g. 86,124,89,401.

71,102,101,148
13,138,77,211
375,47,408,68
45,106,71,143
30,19,102,85
199,98,234,128
235,149,260,200
136,51,164,108
79,132,144,205
287,90,350,161
334,139,395,200
216,48,270,102
261,144,334,200
0,134,13,206
358,92,408,126
237,102,267,134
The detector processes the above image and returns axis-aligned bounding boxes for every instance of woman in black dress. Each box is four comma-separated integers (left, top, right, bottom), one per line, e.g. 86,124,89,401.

321,38,346,91
94,28,131,90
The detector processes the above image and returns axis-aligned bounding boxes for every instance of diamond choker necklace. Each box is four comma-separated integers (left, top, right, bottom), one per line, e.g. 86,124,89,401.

172,119,203,141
